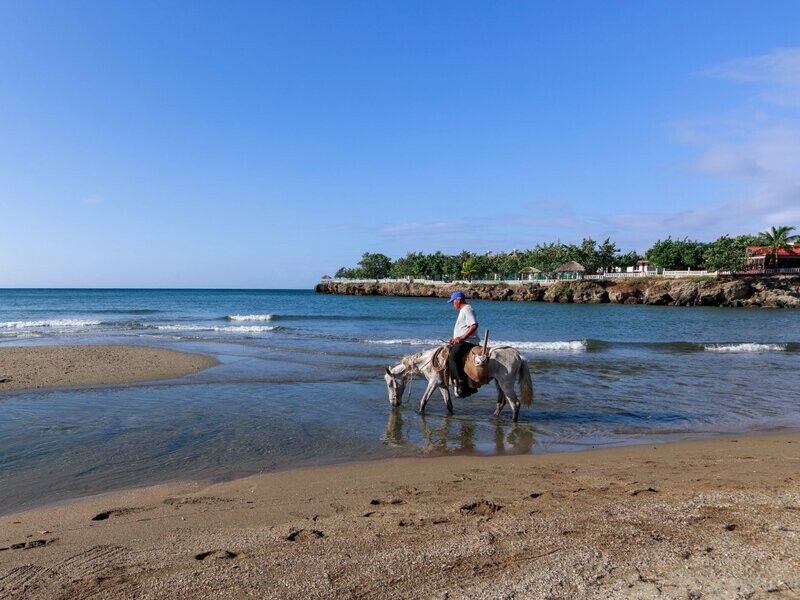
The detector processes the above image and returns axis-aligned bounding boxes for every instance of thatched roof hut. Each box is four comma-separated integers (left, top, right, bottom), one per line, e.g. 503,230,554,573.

518,266,541,274
553,261,586,273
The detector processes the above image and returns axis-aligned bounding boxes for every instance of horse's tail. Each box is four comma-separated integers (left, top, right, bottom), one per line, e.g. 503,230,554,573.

518,357,534,406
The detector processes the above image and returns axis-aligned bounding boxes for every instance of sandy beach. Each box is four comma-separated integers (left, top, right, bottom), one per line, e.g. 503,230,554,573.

1,433,798,599
0,345,218,392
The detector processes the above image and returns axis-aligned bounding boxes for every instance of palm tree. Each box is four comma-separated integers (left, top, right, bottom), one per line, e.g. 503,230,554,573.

758,225,798,269
461,257,479,281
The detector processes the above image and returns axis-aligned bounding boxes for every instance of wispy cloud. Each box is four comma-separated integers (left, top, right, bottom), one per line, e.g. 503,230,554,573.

708,47,800,108
671,48,800,235
372,49,800,257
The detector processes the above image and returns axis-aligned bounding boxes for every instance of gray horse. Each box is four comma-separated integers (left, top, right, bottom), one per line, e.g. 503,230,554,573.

384,345,533,421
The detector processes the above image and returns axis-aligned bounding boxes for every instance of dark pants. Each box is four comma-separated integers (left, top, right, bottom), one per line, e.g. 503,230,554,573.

449,342,476,385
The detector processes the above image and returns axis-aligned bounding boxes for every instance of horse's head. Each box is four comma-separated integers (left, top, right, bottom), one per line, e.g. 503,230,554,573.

384,366,407,408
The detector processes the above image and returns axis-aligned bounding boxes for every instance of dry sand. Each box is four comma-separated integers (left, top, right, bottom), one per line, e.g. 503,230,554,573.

0,345,218,392
1,433,798,599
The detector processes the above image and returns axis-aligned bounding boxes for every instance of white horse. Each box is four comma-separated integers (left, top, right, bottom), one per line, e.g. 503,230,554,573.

384,346,534,421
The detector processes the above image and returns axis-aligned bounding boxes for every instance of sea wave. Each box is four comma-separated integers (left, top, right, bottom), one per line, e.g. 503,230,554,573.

703,343,787,353
224,314,274,322
0,319,102,329
95,309,162,315
494,340,588,352
155,324,279,333
0,332,42,339
362,338,444,346
360,338,588,352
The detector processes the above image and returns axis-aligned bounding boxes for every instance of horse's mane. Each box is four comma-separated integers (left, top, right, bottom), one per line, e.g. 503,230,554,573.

401,346,445,373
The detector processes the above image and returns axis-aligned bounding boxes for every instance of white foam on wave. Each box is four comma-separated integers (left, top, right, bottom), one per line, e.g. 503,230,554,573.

704,343,786,353
0,319,102,329
155,324,278,333
0,332,42,339
494,340,588,352
362,338,587,352
363,338,444,346
226,314,274,321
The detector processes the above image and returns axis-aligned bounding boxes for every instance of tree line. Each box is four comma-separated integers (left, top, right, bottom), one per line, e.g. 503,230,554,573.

333,226,798,280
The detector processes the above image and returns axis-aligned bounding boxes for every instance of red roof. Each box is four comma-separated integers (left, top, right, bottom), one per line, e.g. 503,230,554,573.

746,245,800,257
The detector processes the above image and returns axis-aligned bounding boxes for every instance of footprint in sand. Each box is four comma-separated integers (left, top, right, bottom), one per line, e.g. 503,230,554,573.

630,487,659,496
286,529,325,542
1,539,57,551
91,507,154,521
370,498,404,506
194,549,238,561
163,496,233,507
460,500,502,516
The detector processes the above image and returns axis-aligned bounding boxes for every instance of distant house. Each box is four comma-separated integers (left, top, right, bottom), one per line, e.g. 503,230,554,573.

745,245,800,271
519,266,544,281
553,261,586,280
626,260,661,274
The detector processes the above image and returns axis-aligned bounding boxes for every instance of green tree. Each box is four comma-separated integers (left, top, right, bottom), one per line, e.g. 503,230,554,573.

645,237,706,270
703,234,760,273
334,266,362,278
596,238,619,272
615,250,640,271
461,256,479,281
757,225,798,268
358,252,393,279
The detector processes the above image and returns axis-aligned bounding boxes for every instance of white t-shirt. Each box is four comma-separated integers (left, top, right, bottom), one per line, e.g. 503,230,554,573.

453,304,480,344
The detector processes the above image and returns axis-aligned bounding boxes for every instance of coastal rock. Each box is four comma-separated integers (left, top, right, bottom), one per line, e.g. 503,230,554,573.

571,281,609,304
643,282,673,305
543,283,573,303
667,281,699,306
607,287,643,304
314,275,800,308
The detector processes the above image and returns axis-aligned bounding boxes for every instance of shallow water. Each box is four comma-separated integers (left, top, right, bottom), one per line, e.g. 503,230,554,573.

1,289,799,514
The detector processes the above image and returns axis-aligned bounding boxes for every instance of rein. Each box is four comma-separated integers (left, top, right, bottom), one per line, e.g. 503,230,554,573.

396,346,451,401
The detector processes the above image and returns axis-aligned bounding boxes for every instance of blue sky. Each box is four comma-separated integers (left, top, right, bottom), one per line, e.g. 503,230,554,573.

1,1,799,288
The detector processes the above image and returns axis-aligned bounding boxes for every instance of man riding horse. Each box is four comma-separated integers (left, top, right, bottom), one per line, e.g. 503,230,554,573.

447,290,480,398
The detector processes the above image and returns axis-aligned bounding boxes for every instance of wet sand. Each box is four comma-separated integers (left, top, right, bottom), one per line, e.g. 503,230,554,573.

1,433,798,599
0,345,218,392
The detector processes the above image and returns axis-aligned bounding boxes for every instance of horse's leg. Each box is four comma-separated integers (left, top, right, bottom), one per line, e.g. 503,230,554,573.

440,382,453,414
418,380,437,413
493,381,506,417
506,389,521,422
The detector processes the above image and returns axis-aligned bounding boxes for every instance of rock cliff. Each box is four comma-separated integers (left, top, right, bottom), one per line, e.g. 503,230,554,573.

314,276,800,308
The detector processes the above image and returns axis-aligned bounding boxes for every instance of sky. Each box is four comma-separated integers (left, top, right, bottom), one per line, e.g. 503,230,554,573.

1,1,799,288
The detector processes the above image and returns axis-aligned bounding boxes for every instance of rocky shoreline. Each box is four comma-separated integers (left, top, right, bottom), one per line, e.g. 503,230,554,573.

315,275,800,308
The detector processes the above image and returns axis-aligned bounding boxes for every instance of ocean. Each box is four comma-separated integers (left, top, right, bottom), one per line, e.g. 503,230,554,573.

1,288,799,514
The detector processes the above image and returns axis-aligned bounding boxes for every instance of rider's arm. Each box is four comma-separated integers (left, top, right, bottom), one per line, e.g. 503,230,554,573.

450,323,477,344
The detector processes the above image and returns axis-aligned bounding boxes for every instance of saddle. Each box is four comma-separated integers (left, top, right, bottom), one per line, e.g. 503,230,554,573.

433,345,491,388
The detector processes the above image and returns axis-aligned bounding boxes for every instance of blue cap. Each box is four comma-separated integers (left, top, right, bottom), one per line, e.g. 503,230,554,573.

448,291,466,304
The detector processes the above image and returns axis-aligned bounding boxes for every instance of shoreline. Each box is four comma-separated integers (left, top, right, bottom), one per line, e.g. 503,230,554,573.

2,433,798,598
0,344,219,392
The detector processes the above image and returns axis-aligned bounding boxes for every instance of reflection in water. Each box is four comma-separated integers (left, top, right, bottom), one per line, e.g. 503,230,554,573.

382,410,406,448
495,423,535,454
382,410,537,455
